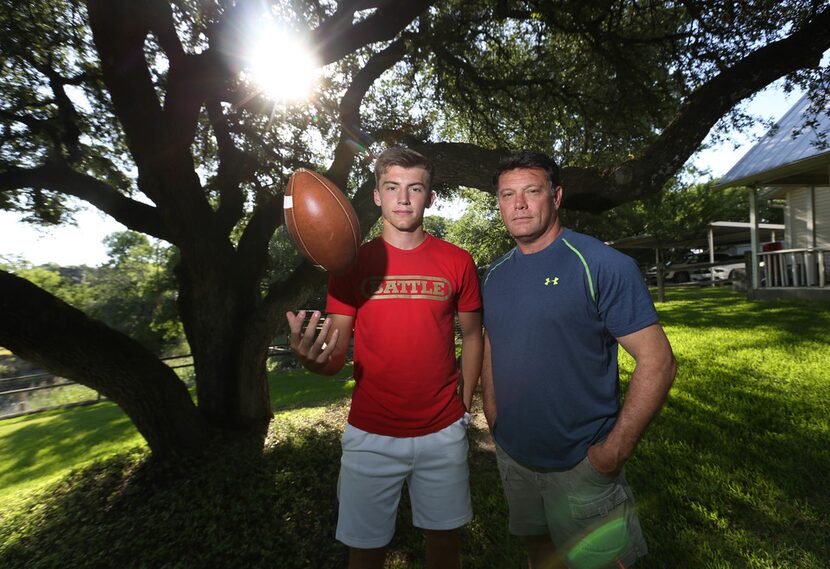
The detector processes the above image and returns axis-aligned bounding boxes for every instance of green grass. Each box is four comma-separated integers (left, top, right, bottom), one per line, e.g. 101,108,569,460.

1,289,829,568
20,382,101,409
0,364,354,505
626,287,830,568
267,363,355,410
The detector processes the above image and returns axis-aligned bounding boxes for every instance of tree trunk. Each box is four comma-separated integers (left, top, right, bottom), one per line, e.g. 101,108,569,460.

176,255,272,433
0,270,208,457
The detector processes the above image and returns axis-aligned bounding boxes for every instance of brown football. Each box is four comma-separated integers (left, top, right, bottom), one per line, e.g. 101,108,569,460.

283,168,361,275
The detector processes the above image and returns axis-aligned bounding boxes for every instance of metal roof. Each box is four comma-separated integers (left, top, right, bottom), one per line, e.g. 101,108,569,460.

715,94,830,189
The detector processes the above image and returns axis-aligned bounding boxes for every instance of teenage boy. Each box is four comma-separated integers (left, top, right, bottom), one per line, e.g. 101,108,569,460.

286,147,483,569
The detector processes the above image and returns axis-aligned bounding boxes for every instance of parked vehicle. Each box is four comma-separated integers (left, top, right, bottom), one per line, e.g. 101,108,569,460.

690,261,746,282
646,252,733,284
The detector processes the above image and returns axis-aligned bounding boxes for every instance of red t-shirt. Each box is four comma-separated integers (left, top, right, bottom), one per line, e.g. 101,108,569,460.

326,234,482,437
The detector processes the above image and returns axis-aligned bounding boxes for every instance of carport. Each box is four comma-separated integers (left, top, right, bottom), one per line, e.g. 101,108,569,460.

607,221,784,301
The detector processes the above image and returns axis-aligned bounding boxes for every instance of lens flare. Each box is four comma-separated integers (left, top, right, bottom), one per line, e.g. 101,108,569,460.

565,517,630,569
246,24,320,103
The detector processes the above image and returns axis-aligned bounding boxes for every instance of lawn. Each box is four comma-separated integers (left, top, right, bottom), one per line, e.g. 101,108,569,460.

1,288,829,568
0,364,355,505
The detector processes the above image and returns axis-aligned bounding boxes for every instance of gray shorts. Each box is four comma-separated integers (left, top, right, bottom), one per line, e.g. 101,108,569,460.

495,443,647,569
336,415,473,549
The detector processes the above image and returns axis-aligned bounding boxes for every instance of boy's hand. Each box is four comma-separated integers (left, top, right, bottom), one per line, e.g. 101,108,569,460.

285,310,340,369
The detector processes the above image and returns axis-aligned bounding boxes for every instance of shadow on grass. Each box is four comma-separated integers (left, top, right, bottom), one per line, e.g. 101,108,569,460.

656,287,830,338
0,366,354,502
2,388,827,568
630,358,830,568
0,407,526,569
1,422,346,568
0,404,143,496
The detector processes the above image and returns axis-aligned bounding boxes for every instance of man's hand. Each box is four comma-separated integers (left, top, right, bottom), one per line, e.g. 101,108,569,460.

285,310,341,371
586,323,676,478
587,440,624,479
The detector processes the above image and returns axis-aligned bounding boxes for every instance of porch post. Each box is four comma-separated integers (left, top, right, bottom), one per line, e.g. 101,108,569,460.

655,247,665,303
809,185,817,285
749,186,760,290
707,226,715,286
809,186,816,247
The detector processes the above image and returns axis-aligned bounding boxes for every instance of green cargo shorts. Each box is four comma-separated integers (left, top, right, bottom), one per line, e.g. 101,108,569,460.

495,443,648,569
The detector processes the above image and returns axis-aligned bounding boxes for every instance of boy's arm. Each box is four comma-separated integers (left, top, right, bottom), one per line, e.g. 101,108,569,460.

458,311,483,412
480,331,496,430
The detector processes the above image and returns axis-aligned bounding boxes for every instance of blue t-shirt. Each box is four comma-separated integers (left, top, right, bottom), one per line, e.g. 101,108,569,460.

482,228,658,469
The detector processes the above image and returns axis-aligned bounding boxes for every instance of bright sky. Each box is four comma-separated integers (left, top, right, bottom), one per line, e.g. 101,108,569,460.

0,82,806,267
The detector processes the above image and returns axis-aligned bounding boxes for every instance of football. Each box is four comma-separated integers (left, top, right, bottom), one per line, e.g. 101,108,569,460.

283,168,361,275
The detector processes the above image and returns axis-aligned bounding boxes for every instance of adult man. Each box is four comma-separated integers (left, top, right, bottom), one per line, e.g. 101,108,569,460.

481,151,676,569
286,147,483,569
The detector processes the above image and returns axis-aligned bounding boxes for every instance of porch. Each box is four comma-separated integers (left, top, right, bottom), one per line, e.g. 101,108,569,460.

745,247,830,300
716,93,830,302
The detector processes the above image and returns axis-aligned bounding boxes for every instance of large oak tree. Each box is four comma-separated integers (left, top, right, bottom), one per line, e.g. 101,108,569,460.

1,0,828,456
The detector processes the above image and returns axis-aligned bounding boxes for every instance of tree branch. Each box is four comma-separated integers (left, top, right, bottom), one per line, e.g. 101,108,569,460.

625,4,830,203
207,99,246,235
313,0,434,64
412,142,507,191
325,37,408,189
0,164,171,240
0,269,208,456
417,6,830,212
87,0,224,255
237,192,283,289
85,0,165,174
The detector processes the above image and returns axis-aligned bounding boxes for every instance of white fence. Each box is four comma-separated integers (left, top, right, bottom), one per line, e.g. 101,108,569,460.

758,248,828,288
0,346,295,420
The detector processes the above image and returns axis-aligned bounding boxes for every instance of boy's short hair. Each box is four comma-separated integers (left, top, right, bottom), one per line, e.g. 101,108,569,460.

374,147,434,188
492,150,561,189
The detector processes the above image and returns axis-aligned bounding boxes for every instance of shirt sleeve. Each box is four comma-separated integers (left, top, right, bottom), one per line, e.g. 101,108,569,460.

456,252,483,313
597,254,658,338
326,273,358,317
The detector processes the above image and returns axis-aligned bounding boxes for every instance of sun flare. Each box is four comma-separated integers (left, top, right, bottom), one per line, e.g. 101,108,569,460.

247,27,320,103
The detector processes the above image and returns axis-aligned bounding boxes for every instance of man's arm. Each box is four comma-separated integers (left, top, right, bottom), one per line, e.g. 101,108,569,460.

285,310,354,375
588,323,677,477
458,311,483,413
480,331,497,430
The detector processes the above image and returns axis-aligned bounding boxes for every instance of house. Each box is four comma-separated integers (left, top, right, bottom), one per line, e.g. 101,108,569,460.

715,93,830,300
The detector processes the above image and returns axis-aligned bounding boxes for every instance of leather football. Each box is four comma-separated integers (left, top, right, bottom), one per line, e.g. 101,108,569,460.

283,169,361,274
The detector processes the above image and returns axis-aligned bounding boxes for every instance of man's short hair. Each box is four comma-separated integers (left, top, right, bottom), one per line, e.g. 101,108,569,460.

374,147,434,188
492,150,561,189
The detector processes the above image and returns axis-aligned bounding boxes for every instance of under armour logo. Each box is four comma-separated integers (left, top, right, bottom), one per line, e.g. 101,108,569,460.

544,277,559,286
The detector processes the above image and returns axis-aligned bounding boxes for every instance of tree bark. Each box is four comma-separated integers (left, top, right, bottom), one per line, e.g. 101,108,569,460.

0,270,208,457
86,0,276,439
175,256,273,433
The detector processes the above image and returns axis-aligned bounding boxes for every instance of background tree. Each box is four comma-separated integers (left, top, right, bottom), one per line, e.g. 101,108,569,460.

445,189,512,268
1,232,184,355
565,177,783,247
88,232,183,354
0,0,828,457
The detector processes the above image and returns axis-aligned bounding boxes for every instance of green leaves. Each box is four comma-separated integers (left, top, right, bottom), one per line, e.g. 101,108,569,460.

1,230,184,355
